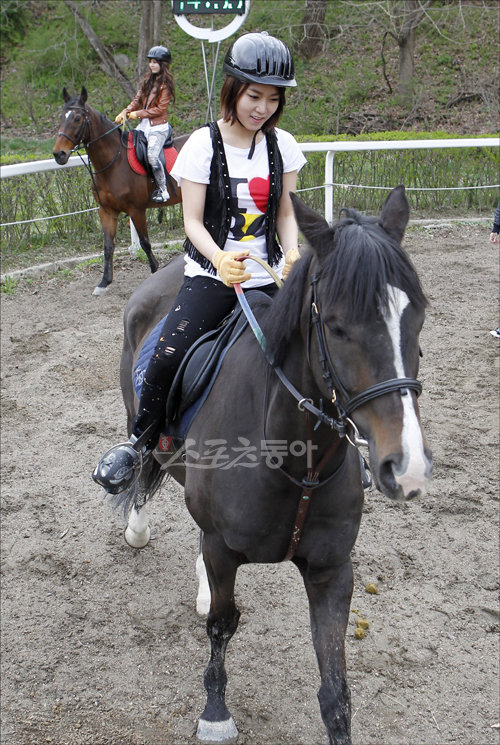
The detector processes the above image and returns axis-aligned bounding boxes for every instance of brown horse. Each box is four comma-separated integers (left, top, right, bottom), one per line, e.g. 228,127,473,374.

53,87,188,295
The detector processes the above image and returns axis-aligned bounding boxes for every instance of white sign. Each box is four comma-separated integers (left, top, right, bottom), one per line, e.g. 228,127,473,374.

172,0,250,43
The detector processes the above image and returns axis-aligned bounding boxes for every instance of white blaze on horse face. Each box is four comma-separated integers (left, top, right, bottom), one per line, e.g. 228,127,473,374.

65,111,71,119
383,285,429,497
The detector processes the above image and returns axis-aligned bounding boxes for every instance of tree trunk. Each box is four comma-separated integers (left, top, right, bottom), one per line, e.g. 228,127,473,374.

295,0,327,60
395,0,429,101
137,0,163,79
63,0,135,99
397,25,415,99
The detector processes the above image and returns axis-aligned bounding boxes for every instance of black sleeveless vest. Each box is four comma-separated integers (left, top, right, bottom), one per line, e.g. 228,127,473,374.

183,122,284,274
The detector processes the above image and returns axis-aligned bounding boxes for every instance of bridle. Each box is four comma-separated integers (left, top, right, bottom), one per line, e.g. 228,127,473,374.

234,267,424,560
56,104,124,174
56,105,90,149
308,273,422,444
234,263,422,447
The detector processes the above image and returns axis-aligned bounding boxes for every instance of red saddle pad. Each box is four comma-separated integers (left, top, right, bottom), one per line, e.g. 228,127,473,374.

127,132,178,175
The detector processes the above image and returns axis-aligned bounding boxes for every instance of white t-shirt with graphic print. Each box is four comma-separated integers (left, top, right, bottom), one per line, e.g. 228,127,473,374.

170,125,307,288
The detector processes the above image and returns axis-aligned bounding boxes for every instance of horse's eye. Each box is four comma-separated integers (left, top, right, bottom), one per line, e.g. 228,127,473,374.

327,323,349,341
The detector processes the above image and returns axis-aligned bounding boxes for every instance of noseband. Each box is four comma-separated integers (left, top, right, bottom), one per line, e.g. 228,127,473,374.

309,274,422,439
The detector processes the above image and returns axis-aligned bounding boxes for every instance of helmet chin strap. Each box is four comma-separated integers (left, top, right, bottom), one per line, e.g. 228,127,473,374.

248,129,260,159
236,117,261,159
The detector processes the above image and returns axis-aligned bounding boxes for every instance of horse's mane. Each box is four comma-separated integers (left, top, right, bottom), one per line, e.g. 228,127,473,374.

263,207,428,366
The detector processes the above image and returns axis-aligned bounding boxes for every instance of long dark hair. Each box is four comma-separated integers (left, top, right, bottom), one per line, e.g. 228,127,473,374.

219,76,285,131
137,60,175,102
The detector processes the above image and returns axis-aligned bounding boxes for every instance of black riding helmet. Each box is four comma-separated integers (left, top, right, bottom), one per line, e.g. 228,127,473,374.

147,45,171,64
223,31,296,88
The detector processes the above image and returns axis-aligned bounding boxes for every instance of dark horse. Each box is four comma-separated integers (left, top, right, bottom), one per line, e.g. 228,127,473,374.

113,186,432,744
52,87,188,295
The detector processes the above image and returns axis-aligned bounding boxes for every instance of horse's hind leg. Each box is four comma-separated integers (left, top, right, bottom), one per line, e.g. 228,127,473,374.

196,531,211,616
299,558,354,745
129,210,159,275
94,208,118,295
197,533,240,743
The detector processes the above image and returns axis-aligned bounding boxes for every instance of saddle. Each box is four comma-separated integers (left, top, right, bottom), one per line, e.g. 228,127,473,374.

132,291,273,447
126,129,178,187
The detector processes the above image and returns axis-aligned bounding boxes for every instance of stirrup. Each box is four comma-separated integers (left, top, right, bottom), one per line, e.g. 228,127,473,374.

152,188,170,203
92,439,145,495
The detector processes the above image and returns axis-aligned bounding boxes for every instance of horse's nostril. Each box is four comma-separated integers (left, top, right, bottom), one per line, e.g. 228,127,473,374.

379,457,398,491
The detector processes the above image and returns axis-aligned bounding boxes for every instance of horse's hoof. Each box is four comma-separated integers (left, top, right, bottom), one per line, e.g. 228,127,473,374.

93,285,108,296
124,524,150,549
197,717,238,744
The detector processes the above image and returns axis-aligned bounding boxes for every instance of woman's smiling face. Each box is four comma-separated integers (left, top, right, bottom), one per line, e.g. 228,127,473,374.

148,58,160,74
235,84,281,131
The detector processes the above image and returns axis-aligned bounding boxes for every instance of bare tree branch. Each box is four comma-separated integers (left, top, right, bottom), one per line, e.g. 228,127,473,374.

63,0,135,98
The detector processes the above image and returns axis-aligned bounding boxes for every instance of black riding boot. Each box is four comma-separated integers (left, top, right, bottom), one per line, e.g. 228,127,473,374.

92,378,168,494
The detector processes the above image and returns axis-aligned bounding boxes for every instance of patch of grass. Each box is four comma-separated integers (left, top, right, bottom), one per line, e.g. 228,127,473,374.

0,275,19,294
75,257,104,270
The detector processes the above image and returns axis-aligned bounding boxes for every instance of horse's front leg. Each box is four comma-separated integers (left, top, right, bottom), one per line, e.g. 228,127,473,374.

197,532,241,744
124,502,150,548
299,558,354,745
94,208,118,295
129,210,159,275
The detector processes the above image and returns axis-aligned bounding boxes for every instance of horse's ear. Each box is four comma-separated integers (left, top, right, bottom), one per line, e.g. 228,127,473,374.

290,193,333,257
80,86,88,103
63,87,70,103
380,185,409,244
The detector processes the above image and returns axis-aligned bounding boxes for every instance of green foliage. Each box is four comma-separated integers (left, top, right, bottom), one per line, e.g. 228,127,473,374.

0,0,28,45
0,275,19,294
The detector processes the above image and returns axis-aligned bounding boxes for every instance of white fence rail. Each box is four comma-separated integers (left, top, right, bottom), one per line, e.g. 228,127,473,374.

1,137,498,227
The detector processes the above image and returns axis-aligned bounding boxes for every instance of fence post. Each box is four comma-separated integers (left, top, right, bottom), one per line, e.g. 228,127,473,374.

325,150,335,225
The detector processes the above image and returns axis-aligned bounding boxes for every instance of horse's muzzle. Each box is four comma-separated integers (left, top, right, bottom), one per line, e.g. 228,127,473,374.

376,447,433,501
53,150,70,165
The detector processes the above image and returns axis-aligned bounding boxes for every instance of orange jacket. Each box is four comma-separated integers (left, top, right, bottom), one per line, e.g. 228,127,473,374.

126,83,171,126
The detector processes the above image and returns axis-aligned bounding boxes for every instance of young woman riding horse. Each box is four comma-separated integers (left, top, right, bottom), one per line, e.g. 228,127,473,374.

93,31,306,494
115,45,175,204
53,88,187,295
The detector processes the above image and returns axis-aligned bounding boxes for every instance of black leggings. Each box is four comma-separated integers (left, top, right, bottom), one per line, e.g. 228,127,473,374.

133,275,277,442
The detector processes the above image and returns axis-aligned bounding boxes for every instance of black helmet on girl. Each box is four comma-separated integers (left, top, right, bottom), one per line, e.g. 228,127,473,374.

223,32,296,88
147,45,171,64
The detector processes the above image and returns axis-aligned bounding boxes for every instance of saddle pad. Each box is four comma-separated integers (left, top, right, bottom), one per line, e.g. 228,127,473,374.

133,316,166,397
126,132,178,176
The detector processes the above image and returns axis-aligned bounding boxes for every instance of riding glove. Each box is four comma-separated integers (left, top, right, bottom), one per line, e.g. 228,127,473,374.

282,247,301,279
114,110,127,124
212,249,251,287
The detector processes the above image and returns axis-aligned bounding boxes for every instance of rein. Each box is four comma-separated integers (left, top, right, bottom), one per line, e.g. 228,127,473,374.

233,256,423,559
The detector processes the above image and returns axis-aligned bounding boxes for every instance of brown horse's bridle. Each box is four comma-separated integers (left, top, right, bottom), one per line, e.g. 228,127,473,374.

57,104,123,173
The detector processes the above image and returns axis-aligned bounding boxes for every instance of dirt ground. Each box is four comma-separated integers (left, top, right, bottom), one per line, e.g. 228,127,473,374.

1,221,499,745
